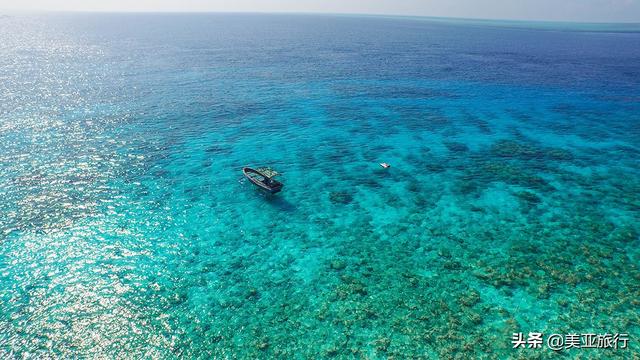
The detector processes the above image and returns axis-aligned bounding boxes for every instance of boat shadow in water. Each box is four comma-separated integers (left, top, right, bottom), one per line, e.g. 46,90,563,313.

261,193,296,212
238,177,296,211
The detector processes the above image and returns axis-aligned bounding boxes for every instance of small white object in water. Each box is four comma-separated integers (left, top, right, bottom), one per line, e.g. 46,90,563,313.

380,162,390,169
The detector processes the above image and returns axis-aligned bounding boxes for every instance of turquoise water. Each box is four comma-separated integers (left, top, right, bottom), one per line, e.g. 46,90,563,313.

0,13,639,358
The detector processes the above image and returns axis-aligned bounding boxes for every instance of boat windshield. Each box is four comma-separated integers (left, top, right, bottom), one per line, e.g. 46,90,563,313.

257,167,278,178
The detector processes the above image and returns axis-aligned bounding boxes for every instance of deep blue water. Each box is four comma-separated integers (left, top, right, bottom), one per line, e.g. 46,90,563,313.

0,13,639,358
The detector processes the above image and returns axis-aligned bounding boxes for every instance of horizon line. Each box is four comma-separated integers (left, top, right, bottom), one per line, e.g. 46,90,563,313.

1,9,640,25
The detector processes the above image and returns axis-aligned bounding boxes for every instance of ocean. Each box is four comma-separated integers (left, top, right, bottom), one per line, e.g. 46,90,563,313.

0,13,639,358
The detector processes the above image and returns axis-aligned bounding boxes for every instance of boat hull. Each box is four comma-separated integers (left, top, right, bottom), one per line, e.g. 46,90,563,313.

243,167,283,194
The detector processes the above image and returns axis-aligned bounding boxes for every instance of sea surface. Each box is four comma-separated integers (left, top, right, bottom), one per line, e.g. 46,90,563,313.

0,13,639,359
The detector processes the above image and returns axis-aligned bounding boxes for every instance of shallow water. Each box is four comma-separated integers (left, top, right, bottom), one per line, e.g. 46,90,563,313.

0,13,639,358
